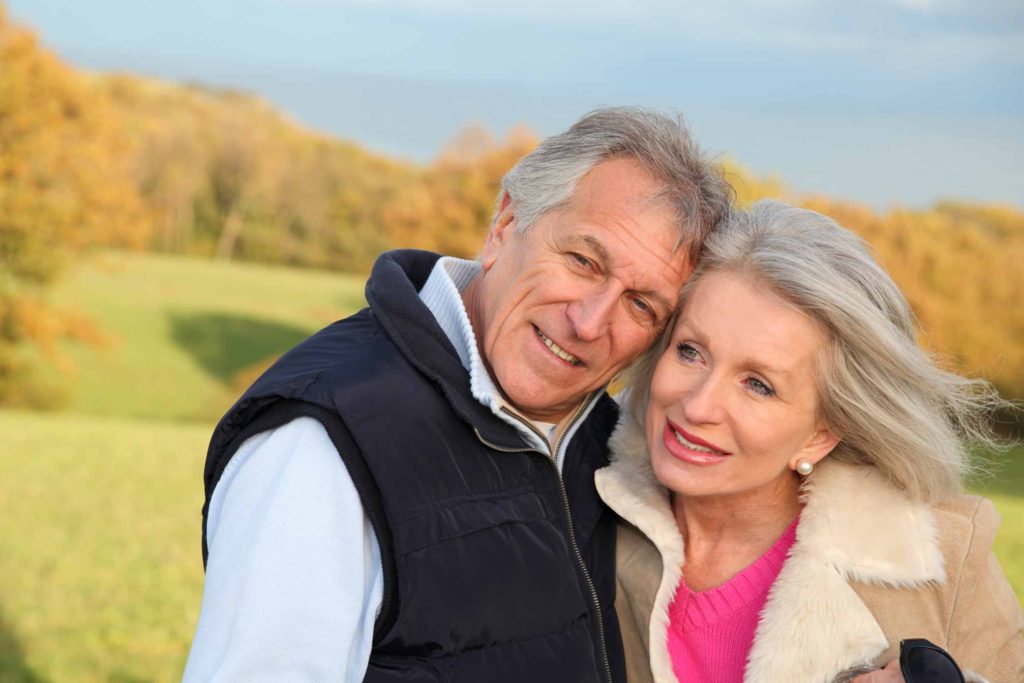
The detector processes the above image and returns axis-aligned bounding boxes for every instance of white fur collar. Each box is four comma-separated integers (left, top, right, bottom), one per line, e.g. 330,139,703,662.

596,414,946,682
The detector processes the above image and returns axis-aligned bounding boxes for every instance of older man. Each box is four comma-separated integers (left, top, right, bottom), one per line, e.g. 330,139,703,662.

184,108,731,682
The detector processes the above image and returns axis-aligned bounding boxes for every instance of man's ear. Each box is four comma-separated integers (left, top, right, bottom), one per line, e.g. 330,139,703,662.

791,423,841,471
479,191,516,270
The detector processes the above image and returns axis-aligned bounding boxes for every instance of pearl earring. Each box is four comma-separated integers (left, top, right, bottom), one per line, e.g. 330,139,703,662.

795,459,814,476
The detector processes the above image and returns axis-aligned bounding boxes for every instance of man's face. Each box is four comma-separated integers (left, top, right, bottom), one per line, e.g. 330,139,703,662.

467,158,692,422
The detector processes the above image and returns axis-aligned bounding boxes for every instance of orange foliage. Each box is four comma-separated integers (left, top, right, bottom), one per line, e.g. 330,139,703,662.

383,124,539,258
1,0,1021,406
0,5,147,404
795,196,1024,399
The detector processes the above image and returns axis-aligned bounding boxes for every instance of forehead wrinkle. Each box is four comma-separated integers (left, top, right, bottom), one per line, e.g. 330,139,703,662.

569,186,682,254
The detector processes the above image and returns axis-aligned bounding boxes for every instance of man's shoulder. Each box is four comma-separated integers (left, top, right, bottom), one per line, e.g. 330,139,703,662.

253,308,402,390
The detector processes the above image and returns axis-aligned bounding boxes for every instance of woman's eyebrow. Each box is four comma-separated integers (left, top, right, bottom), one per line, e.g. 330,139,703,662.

741,359,792,380
673,319,708,346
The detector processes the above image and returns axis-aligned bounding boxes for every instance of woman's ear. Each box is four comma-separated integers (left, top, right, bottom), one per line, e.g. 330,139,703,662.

791,423,841,471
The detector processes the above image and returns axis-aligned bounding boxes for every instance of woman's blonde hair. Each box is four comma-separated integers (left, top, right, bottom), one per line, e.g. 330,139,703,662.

626,200,1007,502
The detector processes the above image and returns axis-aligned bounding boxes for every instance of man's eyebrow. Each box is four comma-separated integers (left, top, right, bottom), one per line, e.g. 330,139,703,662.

577,235,611,265
575,234,673,315
645,291,674,317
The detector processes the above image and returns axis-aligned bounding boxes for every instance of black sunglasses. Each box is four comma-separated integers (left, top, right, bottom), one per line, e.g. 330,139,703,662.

900,638,965,683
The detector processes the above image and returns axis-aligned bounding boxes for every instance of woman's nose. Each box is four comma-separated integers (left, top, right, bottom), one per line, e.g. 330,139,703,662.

680,374,726,425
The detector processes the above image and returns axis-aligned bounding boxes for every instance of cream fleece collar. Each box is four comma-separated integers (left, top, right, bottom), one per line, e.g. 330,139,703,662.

596,413,946,682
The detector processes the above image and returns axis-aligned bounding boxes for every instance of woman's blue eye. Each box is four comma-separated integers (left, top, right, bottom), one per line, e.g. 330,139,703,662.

676,342,699,362
747,377,775,397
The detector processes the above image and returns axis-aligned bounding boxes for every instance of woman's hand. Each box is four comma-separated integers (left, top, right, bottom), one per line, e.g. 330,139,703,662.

852,659,904,682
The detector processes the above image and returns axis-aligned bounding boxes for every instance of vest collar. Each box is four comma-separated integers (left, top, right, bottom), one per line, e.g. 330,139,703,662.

365,250,523,449
595,413,946,682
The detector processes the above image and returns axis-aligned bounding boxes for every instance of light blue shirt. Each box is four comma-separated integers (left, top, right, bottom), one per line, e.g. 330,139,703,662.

184,257,599,681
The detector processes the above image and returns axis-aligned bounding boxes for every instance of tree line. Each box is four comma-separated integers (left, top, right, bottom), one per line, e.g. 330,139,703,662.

1,3,1022,407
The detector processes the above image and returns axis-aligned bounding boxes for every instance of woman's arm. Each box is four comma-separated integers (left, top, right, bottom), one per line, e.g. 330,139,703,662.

946,498,1024,683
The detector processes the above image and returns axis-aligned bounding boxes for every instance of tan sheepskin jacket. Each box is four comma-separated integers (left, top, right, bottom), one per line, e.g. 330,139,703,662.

596,416,1024,683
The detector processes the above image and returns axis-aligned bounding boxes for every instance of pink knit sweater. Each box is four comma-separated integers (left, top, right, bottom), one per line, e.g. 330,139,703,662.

667,517,799,682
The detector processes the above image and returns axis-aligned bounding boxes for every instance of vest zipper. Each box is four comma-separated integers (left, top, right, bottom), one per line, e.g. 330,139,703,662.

472,395,613,683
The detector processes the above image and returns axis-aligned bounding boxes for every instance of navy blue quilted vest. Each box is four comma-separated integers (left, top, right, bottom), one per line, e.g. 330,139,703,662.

202,250,626,683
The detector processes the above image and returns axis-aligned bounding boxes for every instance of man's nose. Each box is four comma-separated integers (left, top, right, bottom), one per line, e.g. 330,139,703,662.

566,286,620,341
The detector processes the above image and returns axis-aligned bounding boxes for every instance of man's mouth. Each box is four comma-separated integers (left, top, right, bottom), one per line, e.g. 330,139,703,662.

534,326,581,366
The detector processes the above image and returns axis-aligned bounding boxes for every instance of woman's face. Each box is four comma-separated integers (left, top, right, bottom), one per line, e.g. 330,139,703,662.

646,271,839,502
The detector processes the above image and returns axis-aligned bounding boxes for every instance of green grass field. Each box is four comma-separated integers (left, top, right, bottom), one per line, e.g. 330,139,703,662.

1,252,367,682
47,251,367,422
0,410,208,683
0,251,1020,681
970,449,1024,601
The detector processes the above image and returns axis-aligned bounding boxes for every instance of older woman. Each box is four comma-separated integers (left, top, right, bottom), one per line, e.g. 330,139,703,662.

597,200,1024,683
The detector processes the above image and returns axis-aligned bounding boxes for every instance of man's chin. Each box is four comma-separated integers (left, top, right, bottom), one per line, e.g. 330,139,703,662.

504,388,592,423
493,366,599,421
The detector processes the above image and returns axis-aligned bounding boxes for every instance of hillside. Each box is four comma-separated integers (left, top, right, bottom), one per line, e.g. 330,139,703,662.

44,251,366,421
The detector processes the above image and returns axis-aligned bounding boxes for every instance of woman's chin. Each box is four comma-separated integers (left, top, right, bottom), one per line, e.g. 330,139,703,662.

651,450,725,498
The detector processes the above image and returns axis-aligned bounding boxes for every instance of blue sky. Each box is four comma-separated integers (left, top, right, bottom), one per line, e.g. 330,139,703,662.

10,0,1023,208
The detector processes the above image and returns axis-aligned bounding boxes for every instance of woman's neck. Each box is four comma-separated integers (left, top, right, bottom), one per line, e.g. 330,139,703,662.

672,472,802,591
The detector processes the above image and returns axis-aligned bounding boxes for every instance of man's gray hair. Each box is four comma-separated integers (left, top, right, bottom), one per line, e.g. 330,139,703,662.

626,200,1008,502
499,107,732,262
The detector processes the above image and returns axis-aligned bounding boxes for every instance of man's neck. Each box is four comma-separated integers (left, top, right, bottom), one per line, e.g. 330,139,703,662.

426,258,597,461
462,271,594,450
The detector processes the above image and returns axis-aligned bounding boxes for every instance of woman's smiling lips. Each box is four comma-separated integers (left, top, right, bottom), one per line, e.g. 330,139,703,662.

662,420,731,465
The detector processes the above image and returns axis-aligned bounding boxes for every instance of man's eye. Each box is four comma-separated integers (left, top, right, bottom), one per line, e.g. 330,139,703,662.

569,252,592,269
630,297,653,318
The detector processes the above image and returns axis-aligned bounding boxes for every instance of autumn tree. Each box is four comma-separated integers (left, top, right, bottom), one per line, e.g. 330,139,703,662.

99,75,212,254
8,13,1020,407
383,124,539,258
721,160,786,207
100,75,416,272
0,4,150,405
798,196,1024,401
